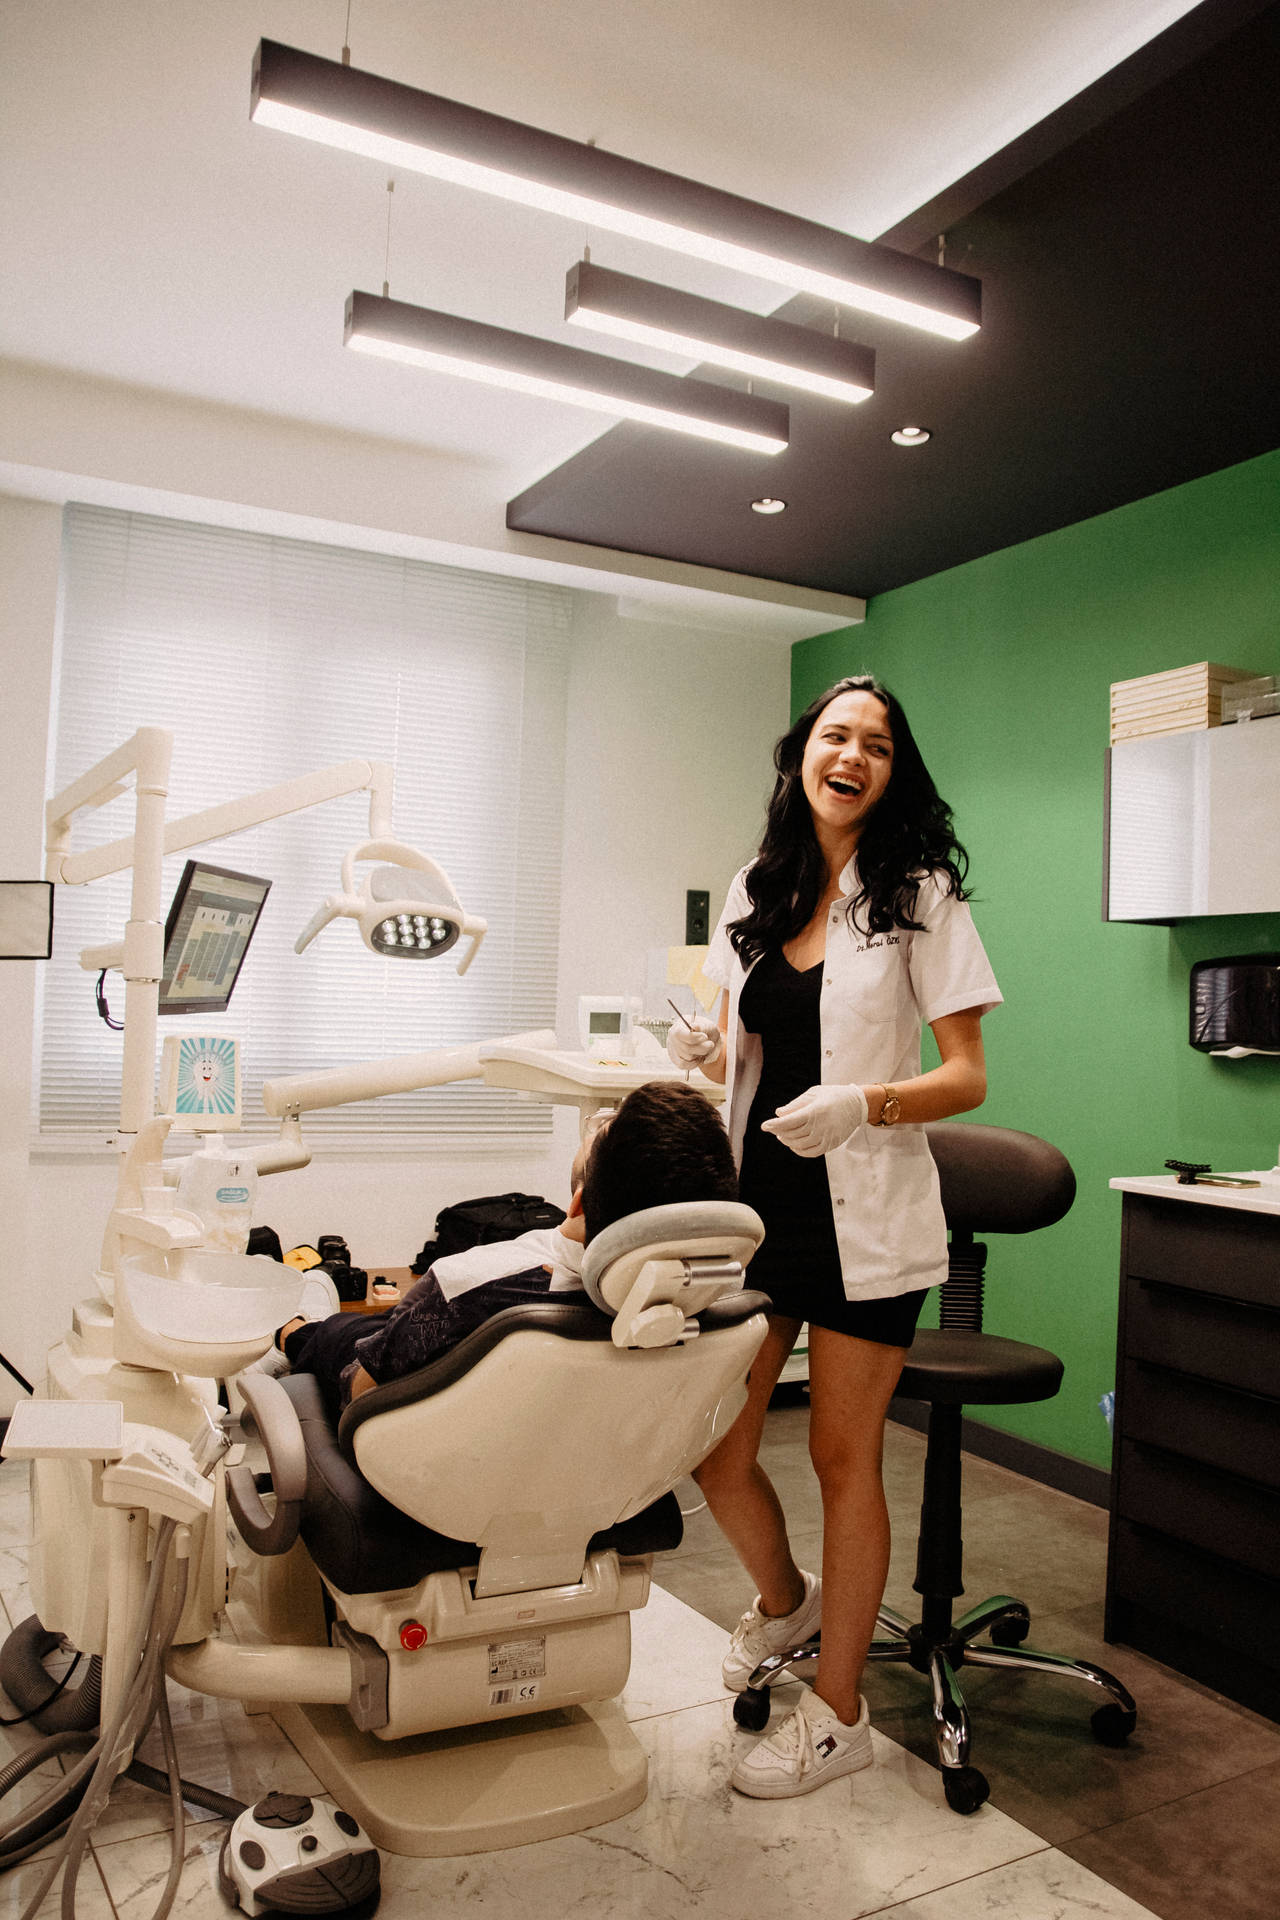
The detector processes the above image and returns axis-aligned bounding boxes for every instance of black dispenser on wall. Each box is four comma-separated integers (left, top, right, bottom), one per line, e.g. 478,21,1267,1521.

1190,954,1280,1055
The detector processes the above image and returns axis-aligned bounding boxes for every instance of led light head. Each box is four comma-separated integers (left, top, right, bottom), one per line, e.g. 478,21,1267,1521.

295,839,487,973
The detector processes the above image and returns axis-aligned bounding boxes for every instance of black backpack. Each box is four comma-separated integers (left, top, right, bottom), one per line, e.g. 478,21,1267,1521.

410,1191,567,1274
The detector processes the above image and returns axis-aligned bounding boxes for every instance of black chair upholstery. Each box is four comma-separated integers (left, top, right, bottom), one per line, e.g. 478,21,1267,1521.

733,1122,1136,1814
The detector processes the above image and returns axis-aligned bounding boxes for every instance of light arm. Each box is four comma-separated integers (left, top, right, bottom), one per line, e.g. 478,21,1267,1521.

261,1028,558,1117
52,760,386,887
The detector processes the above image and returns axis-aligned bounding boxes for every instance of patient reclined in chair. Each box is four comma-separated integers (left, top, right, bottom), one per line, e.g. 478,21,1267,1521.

202,1089,771,1856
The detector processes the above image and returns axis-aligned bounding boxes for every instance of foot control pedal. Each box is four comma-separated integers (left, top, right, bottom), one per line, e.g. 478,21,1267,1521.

218,1791,380,1915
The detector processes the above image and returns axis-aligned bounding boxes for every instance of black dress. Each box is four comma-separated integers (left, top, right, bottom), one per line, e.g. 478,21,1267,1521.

738,946,927,1345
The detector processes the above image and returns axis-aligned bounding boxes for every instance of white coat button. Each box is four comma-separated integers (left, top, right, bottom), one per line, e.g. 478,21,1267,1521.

836,1196,845,1206
825,1048,833,1057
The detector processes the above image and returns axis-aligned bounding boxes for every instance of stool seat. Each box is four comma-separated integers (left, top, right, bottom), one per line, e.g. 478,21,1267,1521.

898,1327,1064,1406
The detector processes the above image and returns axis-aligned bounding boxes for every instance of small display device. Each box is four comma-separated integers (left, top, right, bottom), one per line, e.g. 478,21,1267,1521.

577,994,640,1057
158,1034,243,1130
0,880,54,959
159,861,271,1017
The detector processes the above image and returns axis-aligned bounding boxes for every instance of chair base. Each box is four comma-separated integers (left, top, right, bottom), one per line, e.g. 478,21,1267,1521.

275,1695,648,1855
736,1595,1136,1815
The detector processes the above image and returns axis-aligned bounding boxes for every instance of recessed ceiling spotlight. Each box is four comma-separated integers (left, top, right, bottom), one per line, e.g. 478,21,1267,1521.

751,497,787,515
891,425,932,446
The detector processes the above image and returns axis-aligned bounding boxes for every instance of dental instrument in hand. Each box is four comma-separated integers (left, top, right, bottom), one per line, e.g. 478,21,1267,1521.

666,1001,723,1076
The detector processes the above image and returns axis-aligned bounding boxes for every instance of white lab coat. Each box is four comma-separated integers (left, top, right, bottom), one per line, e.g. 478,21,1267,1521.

703,862,1002,1300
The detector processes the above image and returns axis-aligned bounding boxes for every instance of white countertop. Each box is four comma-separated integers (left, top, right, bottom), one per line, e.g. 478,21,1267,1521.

1110,1172,1280,1216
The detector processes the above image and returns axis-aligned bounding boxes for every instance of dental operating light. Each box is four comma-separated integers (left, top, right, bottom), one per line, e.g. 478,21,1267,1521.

295,838,488,974
252,40,982,341
344,292,790,454
565,260,875,405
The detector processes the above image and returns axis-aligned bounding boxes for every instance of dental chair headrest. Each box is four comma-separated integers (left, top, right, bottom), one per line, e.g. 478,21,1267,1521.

582,1200,765,1349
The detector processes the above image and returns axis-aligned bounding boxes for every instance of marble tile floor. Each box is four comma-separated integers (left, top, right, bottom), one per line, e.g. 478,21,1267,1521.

0,1414,1273,1920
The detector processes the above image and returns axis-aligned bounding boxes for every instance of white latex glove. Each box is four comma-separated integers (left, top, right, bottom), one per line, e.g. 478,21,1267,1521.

761,1083,869,1158
666,1015,724,1071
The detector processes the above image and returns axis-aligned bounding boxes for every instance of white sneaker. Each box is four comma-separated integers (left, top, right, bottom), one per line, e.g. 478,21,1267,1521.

731,1689,872,1799
722,1570,821,1693
245,1343,291,1378
296,1270,342,1320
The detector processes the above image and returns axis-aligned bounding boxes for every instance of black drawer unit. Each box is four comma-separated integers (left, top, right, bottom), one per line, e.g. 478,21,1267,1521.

1105,1190,1280,1721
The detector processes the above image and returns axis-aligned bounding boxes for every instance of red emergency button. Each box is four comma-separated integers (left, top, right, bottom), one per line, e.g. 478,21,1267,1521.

399,1619,429,1650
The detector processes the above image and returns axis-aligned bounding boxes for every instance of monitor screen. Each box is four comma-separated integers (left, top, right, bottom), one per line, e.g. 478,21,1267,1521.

159,861,271,1016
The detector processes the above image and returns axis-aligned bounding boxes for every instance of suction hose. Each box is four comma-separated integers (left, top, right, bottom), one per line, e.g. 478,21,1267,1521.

0,1617,101,1733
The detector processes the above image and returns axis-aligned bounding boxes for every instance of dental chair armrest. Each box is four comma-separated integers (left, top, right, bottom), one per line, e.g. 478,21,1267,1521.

226,1371,308,1556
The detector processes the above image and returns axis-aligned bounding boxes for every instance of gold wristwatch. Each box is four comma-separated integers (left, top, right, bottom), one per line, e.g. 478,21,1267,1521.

877,1084,902,1126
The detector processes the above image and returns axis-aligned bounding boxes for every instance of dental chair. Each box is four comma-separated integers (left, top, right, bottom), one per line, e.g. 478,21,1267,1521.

182,1200,769,1856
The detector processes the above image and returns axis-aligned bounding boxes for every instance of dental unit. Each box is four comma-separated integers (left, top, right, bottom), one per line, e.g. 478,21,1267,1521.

0,727,768,1909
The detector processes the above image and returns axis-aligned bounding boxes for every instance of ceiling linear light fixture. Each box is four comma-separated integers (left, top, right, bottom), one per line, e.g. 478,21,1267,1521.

343,291,790,455
252,40,981,341
565,259,875,405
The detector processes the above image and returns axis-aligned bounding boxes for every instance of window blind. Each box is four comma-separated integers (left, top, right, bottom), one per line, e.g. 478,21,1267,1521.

40,505,570,1139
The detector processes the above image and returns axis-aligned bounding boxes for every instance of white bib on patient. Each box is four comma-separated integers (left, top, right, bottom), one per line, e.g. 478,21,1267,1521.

431,1226,584,1302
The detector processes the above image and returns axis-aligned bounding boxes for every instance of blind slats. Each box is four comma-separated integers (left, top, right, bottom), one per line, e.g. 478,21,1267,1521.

41,506,570,1138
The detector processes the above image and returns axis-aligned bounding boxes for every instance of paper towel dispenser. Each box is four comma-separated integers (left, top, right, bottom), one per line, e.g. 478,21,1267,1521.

1190,954,1280,1055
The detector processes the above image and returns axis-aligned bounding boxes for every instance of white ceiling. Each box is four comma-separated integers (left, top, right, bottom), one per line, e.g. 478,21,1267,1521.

0,0,1203,623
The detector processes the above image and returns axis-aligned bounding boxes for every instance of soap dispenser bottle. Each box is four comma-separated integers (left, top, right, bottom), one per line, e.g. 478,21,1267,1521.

175,1136,259,1252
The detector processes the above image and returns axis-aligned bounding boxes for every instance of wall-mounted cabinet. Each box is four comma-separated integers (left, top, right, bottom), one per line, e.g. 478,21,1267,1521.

1103,721,1280,921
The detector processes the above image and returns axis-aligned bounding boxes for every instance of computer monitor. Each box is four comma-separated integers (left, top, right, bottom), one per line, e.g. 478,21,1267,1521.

159,861,271,1016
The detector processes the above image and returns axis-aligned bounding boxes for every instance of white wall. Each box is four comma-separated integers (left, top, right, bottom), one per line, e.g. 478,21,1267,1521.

0,496,63,1413
0,494,790,1402
558,595,782,1028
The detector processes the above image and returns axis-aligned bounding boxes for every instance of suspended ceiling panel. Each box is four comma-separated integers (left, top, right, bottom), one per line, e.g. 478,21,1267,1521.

507,0,1280,597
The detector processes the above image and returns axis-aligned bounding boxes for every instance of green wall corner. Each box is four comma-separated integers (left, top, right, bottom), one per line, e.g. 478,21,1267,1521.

792,448,1280,1468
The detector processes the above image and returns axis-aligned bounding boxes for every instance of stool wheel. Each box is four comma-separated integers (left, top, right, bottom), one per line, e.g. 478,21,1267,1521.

1091,1702,1136,1747
988,1614,1029,1647
943,1765,989,1815
732,1688,772,1733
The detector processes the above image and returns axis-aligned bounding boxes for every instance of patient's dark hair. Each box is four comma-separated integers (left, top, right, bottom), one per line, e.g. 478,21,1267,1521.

580,1080,737,1243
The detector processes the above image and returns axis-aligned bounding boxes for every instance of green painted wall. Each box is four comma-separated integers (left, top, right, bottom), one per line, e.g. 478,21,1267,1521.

792,448,1280,1469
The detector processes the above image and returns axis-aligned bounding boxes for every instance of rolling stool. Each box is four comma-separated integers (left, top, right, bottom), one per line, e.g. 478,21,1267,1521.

733,1122,1136,1814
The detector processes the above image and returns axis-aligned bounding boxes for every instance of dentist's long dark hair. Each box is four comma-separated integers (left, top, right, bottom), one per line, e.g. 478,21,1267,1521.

728,675,970,965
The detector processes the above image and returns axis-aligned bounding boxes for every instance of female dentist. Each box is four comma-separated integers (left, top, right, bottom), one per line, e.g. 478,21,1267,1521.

669,675,1001,1798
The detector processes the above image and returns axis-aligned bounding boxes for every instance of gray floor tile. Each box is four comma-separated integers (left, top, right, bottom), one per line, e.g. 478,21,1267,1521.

1061,1758,1280,1920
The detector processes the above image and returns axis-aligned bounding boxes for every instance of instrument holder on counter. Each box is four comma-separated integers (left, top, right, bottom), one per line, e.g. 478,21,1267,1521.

1164,1159,1261,1188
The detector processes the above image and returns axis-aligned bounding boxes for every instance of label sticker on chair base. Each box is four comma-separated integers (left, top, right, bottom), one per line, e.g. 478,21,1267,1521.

488,1635,546,1688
